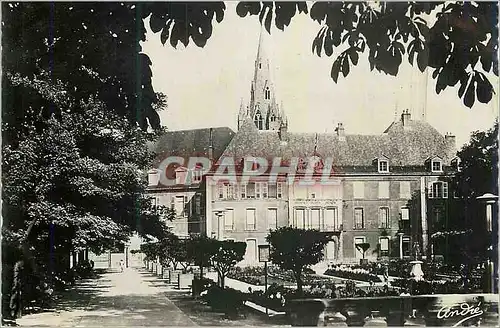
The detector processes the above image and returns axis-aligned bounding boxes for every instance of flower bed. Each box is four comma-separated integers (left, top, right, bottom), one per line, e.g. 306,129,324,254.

390,277,483,295
324,264,382,282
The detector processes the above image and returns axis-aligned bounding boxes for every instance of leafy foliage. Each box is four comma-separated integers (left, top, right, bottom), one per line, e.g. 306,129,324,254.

2,2,225,134
266,227,330,294
237,2,498,108
355,242,371,260
207,239,246,289
454,121,498,200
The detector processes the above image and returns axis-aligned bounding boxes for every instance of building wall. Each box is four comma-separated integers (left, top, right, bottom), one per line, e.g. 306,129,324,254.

148,189,204,238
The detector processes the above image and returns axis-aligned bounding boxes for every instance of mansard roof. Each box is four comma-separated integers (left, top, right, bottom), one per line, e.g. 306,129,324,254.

151,127,236,168
221,117,456,167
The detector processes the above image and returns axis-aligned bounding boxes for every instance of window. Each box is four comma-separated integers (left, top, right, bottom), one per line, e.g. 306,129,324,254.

277,182,283,199
192,169,202,183
267,208,277,230
309,192,316,199
354,237,366,259
265,87,270,100
401,207,409,220
240,183,247,199
245,239,257,263
402,237,411,257
254,112,263,130
429,182,448,199
451,158,460,171
269,183,277,198
311,208,321,230
217,183,224,199
255,182,268,199
174,196,184,217
324,207,339,231
378,160,389,173
432,159,443,172
379,237,390,256
400,181,411,199
378,181,390,199
226,184,235,199
353,181,364,199
354,208,364,230
295,208,305,229
224,209,234,231
379,207,390,228
247,182,256,198
246,209,256,230
259,63,262,69
262,182,268,198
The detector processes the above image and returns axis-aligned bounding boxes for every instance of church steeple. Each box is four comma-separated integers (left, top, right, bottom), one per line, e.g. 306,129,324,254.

238,26,284,131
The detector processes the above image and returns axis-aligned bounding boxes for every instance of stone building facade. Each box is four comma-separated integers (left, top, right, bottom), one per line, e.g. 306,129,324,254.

146,30,459,267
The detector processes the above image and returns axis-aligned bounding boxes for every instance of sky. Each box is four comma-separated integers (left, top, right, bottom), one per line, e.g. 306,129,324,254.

141,2,499,148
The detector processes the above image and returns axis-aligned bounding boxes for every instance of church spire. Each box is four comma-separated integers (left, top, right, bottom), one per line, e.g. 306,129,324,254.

245,27,283,131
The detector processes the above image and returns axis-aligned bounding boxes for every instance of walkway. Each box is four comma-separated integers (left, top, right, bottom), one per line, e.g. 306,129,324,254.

16,268,197,327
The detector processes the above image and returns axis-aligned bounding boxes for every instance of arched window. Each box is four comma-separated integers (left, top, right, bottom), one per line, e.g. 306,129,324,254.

254,111,263,130
265,87,270,100
270,114,275,122
259,63,262,69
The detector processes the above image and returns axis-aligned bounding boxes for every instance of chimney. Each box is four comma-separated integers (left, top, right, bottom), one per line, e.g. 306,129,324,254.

278,121,288,142
401,109,411,126
148,169,160,186
208,128,214,163
335,123,346,141
445,132,456,149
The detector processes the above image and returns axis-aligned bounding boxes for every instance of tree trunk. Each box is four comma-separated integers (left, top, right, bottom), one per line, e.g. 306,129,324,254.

294,270,303,295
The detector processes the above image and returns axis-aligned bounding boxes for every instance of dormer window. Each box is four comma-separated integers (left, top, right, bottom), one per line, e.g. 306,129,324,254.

432,159,443,172
378,159,389,173
192,169,202,183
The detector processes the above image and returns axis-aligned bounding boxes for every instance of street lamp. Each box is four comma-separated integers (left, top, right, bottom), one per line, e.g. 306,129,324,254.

213,209,225,241
476,193,498,293
258,244,270,316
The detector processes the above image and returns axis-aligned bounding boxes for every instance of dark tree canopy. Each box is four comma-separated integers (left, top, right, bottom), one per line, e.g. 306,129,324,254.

236,2,498,109
267,227,330,294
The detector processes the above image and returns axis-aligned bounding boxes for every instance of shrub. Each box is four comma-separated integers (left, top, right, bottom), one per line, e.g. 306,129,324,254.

202,285,245,317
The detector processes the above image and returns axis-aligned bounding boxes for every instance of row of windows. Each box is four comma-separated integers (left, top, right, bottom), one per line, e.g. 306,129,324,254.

352,181,449,199
166,194,202,217
354,236,411,257
376,157,457,173
353,207,409,230
217,182,284,200
292,207,340,231
220,208,277,231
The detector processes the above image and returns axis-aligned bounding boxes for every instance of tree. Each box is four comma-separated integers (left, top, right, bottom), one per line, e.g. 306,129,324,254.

1,78,170,319
2,2,225,135
207,239,246,289
454,121,498,200
236,2,498,109
186,234,213,280
266,227,330,294
452,121,498,264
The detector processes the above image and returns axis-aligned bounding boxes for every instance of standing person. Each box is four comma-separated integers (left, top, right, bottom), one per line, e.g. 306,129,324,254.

119,259,124,273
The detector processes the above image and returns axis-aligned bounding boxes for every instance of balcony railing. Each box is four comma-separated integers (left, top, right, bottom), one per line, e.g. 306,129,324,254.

287,293,498,326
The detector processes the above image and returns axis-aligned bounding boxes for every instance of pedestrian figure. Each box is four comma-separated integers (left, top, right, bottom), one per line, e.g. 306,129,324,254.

119,259,124,272
383,264,389,284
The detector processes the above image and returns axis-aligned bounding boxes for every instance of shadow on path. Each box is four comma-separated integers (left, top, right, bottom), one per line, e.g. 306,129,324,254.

16,268,197,327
